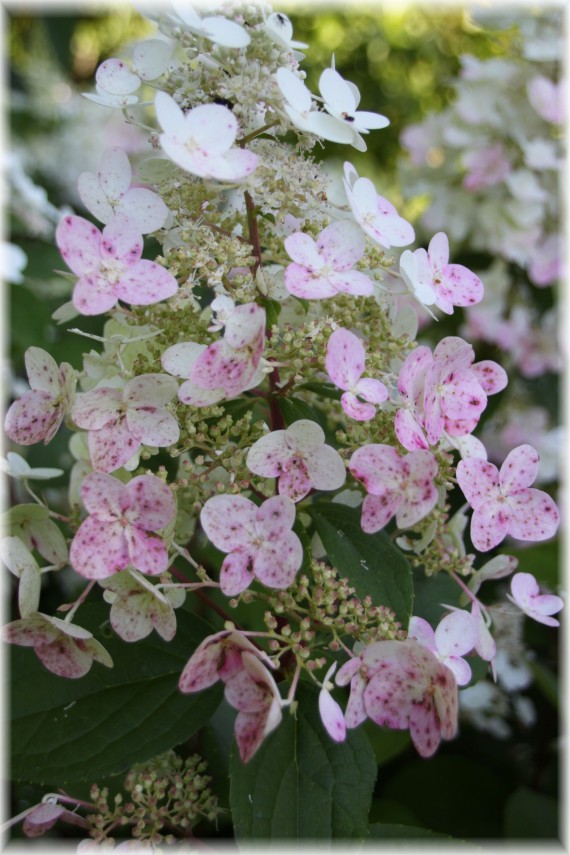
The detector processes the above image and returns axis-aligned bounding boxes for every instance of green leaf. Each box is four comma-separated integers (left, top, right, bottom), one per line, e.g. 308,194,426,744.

503,787,559,838
308,503,413,626
11,602,222,785
297,381,342,401
369,823,452,839
229,682,376,840
278,396,328,429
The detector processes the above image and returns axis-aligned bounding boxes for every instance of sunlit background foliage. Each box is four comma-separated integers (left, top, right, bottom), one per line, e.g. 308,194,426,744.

5,3,561,844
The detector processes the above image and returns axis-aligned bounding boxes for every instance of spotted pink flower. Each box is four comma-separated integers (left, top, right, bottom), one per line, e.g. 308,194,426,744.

55,213,177,315
71,374,180,472
179,629,282,763
319,663,346,743
22,802,90,838
400,232,484,315
396,337,507,451
456,444,560,552
1,612,113,678
161,303,266,406
284,220,373,299
349,444,438,533
246,420,346,502
507,572,563,627
5,347,75,446
325,328,388,421
200,494,303,595
69,472,175,579
336,639,458,758
408,612,477,686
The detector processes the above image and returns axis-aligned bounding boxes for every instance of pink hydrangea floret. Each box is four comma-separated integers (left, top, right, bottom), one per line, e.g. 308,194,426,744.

71,373,180,472
408,611,478,686
69,472,175,578
5,347,76,446
343,162,415,249
56,213,178,315
246,419,346,502
456,444,560,552
161,303,266,406
349,443,438,533
284,220,374,299
507,572,563,627
200,494,303,595
325,328,388,421
336,639,458,758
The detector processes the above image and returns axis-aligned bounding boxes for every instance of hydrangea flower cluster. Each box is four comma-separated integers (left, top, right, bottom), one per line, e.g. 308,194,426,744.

3,3,562,846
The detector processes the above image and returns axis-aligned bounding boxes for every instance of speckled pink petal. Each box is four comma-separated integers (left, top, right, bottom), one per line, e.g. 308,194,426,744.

409,697,441,757
408,616,437,652
179,639,224,692
25,347,60,394
397,346,431,400
341,391,377,421
456,458,499,508
224,668,267,712
326,328,365,391
254,532,302,589
72,273,118,315
1,616,60,646
506,488,559,542
304,445,346,492
499,444,540,493
124,373,179,407
70,517,128,578
355,378,389,405
439,369,485,422
318,220,365,271
349,444,402,494
254,495,296,539
435,610,477,658
509,572,563,626
72,387,123,430
277,457,312,502
285,264,338,300
178,380,225,407
437,264,484,313
78,174,113,225
284,232,323,269
4,391,62,446
220,551,255,596
100,215,142,264
394,409,428,451
284,264,338,299
56,215,102,276
344,673,367,728
119,188,169,233
127,405,180,447
224,303,265,350
190,340,251,394
161,342,204,379
360,493,400,533
115,259,178,306
246,430,289,477
125,526,169,575
285,420,325,453
319,686,347,742
364,671,416,730
109,594,155,642
470,500,510,552
433,336,474,367
124,475,175,530
335,656,360,686
35,635,94,679
80,471,125,518
88,421,140,472
201,494,256,552
328,269,374,296
234,709,268,763
395,450,438,528
433,667,458,740
427,231,449,269
471,360,508,395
